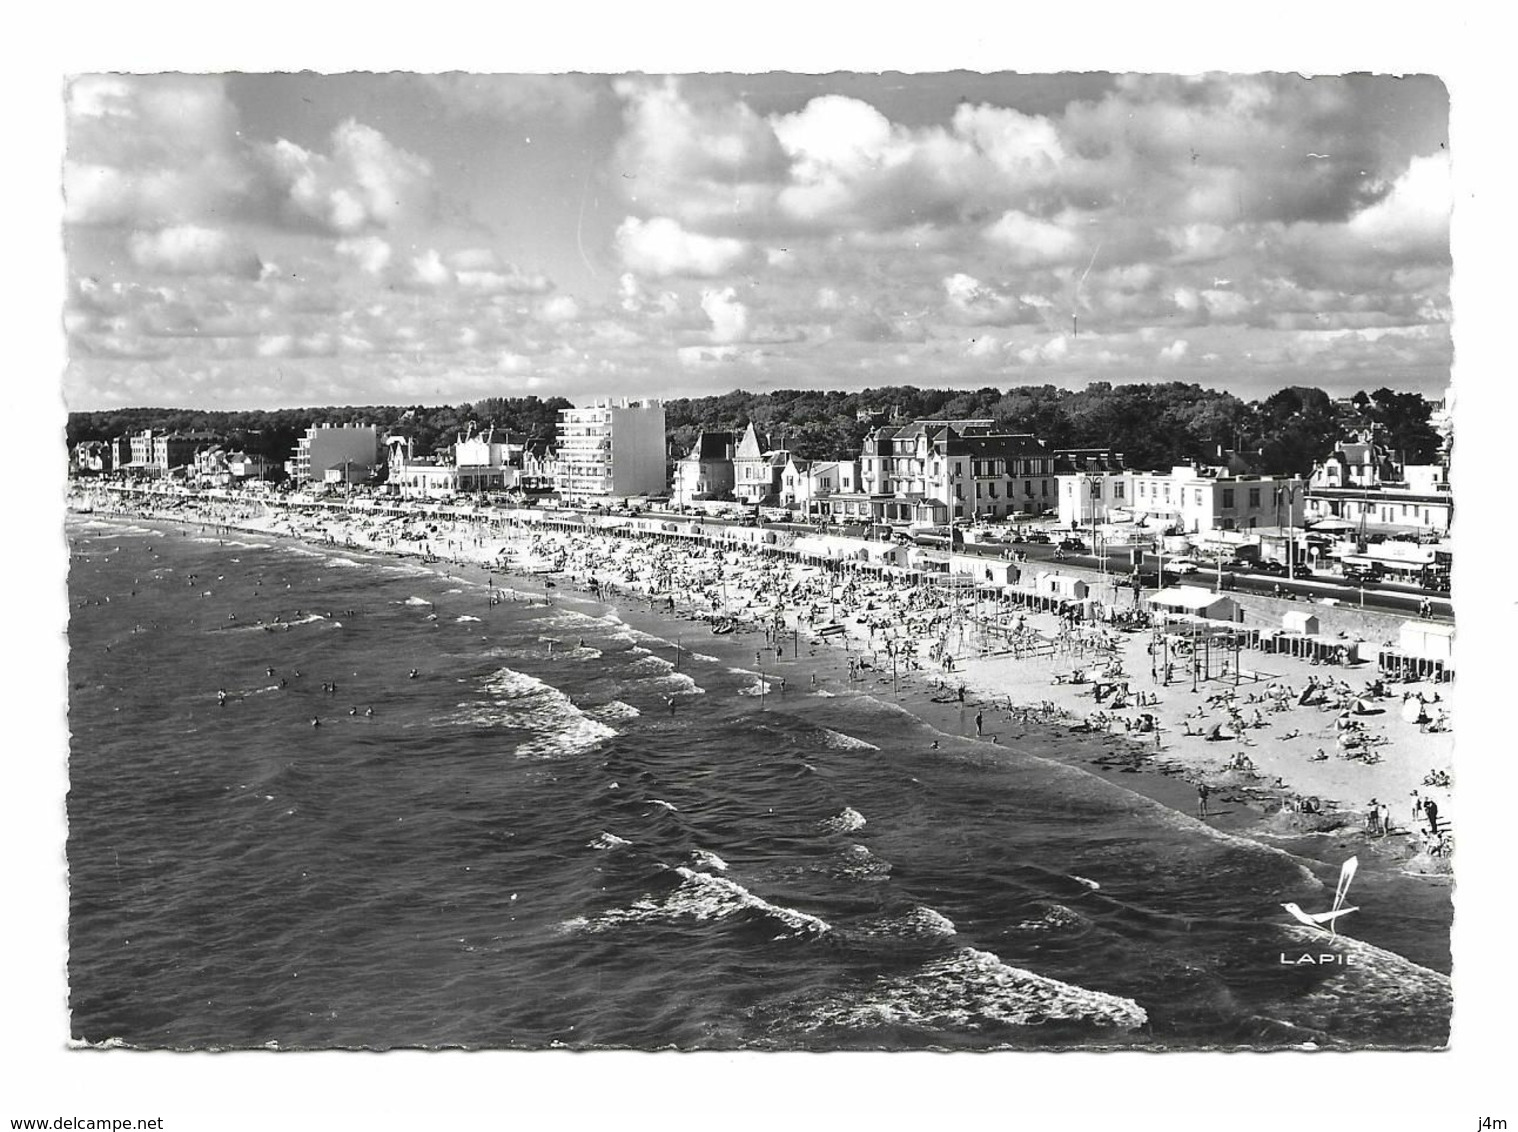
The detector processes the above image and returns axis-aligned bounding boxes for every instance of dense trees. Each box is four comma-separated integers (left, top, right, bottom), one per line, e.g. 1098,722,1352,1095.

69,384,1440,476
66,397,574,462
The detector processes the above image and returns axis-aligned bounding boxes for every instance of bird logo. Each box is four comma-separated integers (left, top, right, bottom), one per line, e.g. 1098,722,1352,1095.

1282,856,1359,935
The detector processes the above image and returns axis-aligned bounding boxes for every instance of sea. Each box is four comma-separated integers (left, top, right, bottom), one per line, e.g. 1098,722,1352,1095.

65,513,1453,1050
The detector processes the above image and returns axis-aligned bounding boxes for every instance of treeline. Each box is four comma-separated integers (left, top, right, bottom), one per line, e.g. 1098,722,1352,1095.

665,383,1443,475
65,397,574,462
67,383,1442,477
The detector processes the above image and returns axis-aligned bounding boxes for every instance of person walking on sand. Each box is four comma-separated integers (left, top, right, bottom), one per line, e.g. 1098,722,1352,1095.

1424,798,1440,837
1196,782,1211,818
975,710,983,736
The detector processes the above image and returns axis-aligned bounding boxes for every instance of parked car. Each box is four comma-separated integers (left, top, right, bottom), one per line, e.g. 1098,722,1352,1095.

1163,557,1200,575
1342,564,1383,584
1057,537,1089,553
1022,530,1052,544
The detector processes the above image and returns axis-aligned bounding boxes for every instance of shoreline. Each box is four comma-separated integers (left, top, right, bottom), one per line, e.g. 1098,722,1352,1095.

66,488,1455,897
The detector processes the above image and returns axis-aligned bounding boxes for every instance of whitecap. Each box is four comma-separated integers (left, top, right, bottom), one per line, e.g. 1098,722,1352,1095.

589,831,632,851
455,615,482,623
1071,875,1101,891
566,866,830,940
403,596,433,606
649,798,678,812
588,700,641,722
736,678,774,698
793,947,1147,1032
820,727,880,752
820,807,867,833
690,849,729,872
446,666,617,758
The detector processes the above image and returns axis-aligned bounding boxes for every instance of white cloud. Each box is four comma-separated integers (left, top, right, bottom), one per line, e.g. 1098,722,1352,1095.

127,225,262,278
1347,152,1451,257
336,236,392,275
1016,335,1070,365
262,120,434,235
983,210,1083,266
615,216,749,277
537,295,581,324
410,249,451,288
1159,339,1189,362
700,288,750,344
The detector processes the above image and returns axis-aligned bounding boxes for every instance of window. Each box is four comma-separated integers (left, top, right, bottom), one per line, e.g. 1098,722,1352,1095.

1041,480,1049,497
1195,488,1203,505
1090,481,1102,498
1025,481,1034,497
1248,488,1261,508
1222,488,1235,508
1114,482,1125,500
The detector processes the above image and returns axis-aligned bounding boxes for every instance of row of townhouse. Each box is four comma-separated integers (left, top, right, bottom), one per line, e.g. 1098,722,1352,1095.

73,429,269,483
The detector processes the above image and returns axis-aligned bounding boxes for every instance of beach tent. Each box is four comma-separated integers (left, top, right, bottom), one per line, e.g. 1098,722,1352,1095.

1149,585,1240,623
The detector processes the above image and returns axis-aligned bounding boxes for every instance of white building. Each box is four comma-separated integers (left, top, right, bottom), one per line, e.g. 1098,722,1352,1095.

1305,432,1453,536
555,398,667,499
779,456,841,514
1061,463,1306,536
671,430,736,506
293,423,382,486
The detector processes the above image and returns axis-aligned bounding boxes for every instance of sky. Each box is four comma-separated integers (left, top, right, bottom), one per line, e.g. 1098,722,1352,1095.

62,70,1452,411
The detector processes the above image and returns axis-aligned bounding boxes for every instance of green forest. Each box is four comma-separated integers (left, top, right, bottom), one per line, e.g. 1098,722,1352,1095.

67,383,1443,477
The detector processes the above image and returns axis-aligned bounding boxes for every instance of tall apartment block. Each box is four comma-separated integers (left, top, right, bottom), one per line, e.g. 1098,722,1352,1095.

554,398,667,499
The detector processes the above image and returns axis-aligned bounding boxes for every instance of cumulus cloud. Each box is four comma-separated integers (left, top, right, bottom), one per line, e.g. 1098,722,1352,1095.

615,216,750,277
261,120,434,235
336,236,393,275
128,225,263,278
700,287,750,343
1159,338,1189,362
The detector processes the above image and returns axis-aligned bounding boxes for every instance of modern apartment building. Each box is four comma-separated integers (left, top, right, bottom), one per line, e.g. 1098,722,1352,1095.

292,423,383,486
554,398,667,499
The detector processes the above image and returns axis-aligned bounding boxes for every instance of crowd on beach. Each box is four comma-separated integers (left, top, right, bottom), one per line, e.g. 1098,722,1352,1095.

72,485,1455,869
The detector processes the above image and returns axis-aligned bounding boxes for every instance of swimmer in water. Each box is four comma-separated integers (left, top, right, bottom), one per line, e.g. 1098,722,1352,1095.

408,668,419,679
364,706,374,717
311,717,321,728
348,707,358,716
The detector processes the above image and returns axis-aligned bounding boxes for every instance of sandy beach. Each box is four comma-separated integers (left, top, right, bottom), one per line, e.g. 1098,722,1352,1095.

75,486,1456,878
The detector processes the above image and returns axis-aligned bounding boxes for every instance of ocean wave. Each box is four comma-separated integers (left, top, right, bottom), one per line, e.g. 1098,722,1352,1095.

588,700,641,722
832,843,892,880
323,556,359,568
849,905,958,941
689,849,729,872
628,654,675,676
444,587,464,594
736,679,774,698
448,666,617,758
589,832,632,851
635,673,706,696
565,866,831,940
691,653,721,664
1012,902,1089,933
819,728,880,752
455,615,482,623
795,947,1147,1032
402,596,433,606
820,807,867,834
649,799,678,812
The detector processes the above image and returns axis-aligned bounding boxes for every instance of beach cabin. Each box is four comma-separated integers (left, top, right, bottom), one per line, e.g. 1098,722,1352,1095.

1378,620,1455,682
950,553,1017,588
1036,572,1088,601
1281,611,1320,636
1148,585,1241,623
